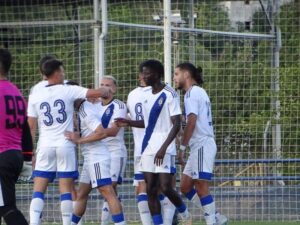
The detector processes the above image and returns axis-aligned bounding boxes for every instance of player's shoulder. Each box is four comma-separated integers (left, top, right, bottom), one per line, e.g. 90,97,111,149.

163,85,178,98
185,85,205,98
78,100,96,119
113,98,126,109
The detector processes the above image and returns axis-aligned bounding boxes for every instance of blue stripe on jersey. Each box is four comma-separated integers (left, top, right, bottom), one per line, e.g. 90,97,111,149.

101,103,114,128
141,92,167,154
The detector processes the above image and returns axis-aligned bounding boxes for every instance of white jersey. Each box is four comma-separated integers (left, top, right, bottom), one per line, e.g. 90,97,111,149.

77,101,110,163
184,85,215,146
30,80,69,94
94,99,127,157
27,84,88,147
127,86,151,157
141,85,181,155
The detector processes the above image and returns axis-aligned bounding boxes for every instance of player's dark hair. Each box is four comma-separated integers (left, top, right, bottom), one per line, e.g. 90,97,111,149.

39,55,56,74
139,59,164,79
0,48,12,75
42,59,64,78
176,62,203,85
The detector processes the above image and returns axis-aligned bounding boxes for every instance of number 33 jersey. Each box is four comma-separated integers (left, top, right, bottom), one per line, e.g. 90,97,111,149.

0,80,27,153
27,84,88,147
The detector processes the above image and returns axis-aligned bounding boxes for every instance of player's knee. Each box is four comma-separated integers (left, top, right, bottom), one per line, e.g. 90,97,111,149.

0,206,28,225
180,183,191,194
160,183,173,195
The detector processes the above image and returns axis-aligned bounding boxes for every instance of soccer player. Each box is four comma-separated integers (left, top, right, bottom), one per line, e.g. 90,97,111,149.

173,62,228,225
115,60,191,225
126,72,152,225
0,48,33,225
94,76,128,225
64,98,126,225
27,59,110,225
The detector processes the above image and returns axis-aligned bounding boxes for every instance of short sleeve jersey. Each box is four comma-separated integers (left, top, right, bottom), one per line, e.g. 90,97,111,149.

127,86,151,157
0,80,27,153
77,101,109,163
184,86,215,146
27,84,88,147
141,85,181,155
94,99,127,157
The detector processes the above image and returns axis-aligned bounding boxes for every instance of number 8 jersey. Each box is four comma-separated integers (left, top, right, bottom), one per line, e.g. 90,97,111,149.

27,84,88,147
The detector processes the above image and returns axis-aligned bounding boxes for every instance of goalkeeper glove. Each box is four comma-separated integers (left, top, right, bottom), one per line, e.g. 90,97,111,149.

19,161,32,181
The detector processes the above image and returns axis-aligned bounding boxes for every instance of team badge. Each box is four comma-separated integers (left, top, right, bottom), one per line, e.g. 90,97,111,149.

158,97,163,106
105,108,110,115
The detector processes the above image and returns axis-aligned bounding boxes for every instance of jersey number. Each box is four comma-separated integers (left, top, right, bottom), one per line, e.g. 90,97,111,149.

135,103,143,120
40,99,67,126
4,95,26,129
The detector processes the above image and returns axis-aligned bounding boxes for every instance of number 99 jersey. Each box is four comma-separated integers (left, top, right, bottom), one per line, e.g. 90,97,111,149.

0,80,27,153
27,84,88,147
126,86,151,157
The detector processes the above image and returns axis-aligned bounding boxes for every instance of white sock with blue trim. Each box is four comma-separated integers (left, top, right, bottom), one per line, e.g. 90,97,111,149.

60,192,73,225
101,200,110,225
137,193,152,225
112,212,126,225
30,192,44,225
200,195,216,225
161,196,176,225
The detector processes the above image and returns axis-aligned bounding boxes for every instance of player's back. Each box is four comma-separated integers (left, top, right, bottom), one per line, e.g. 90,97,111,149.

0,80,26,153
27,84,87,147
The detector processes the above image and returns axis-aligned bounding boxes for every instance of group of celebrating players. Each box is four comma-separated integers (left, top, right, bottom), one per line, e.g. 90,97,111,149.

0,48,228,225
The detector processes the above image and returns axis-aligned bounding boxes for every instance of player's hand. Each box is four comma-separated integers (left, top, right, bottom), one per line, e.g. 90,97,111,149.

178,151,185,167
64,131,80,143
19,161,32,181
154,148,166,166
99,86,112,99
114,118,130,127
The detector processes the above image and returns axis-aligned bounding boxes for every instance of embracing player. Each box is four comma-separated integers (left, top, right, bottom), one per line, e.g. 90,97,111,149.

94,76,128,225
173,62,228,225
27,59,110,225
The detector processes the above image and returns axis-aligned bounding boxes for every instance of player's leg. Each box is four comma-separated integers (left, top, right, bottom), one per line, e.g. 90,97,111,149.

99,185,126,225
158,155,191,225
57,146,79,225
30,147,56,225
144,172,163,225
134,156,151,225
71,182,92,225
0,150,28,225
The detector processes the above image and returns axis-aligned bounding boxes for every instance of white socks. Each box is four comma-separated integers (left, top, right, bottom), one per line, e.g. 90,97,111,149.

200,195,216,225
101,200,110,225
30,192,44,225
137,193,152,225
60,193,73,225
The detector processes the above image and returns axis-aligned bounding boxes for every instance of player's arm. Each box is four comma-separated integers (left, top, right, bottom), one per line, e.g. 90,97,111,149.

86,87,111,99
181,113,197,146
114,117,145,128
21,119,33,162
65,125,107,144
27,117,37,143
